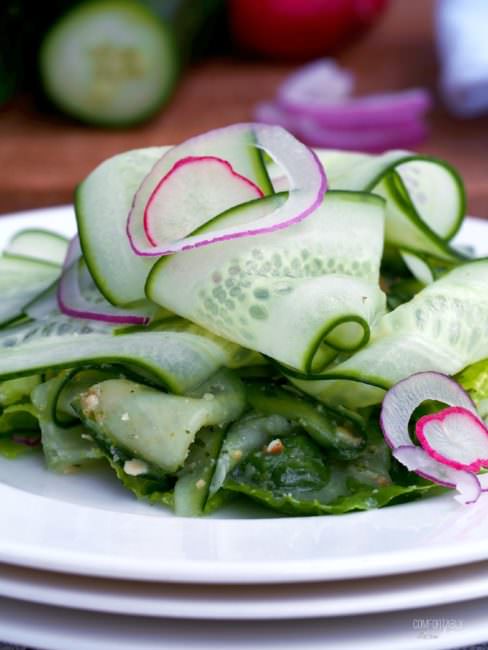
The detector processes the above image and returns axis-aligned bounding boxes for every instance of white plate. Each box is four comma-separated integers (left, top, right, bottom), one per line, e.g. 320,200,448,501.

3,558,488,620
1,207,488,586
0,592,487,650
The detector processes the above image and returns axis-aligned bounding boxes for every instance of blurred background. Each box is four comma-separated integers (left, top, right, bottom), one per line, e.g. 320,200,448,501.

1,0,487,216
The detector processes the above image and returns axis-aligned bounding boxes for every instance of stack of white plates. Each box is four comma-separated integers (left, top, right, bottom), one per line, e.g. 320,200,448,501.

1,207,488,650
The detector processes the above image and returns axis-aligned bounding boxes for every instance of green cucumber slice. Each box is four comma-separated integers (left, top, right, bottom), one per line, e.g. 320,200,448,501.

151,316,265,369
31,372,104,473
0,329,236,394
39,0,179,126
399,249,435,285
315,150,465,261
5,229,69,266
53,368,121,427
76,369,245,473
75,146,169,305
0,315,113,352
77,131,271,305
128,125,273,255
0,375,41,407
173,426,226,517
0,255,61,328
294,259,488,408
245,383,365,459
0,403,39,437
208,413,296,497
147,191,386,372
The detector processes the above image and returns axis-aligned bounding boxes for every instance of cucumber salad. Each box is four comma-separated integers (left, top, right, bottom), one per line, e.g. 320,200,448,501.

2,123,488,516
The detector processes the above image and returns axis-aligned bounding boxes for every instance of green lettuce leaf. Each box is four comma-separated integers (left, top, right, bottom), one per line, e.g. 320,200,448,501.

457,359,488,416
225,433,440,516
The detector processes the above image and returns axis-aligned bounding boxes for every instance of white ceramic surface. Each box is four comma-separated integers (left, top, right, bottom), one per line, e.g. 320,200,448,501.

3,558,488,620
0,593,487,650
1,207,488,586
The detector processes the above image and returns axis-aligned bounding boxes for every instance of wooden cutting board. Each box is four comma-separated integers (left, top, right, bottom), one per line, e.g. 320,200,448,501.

0,0,487,217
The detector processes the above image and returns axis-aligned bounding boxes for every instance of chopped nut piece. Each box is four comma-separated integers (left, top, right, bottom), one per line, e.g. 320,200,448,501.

266,438,284,455
203,392,215,401
123,458,149,476
81,390,100,414
121,412,130,422
231,449,243,461
195,479,206,490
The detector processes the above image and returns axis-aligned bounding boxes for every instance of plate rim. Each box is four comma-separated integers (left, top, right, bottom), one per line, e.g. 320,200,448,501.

2,556,488,620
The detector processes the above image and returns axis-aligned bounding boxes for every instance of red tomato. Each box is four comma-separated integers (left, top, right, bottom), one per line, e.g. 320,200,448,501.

229,0,389,60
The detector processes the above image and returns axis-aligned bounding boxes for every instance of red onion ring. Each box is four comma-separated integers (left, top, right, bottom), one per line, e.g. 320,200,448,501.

12,434,42,448
127,123,327,257
255,101,428,153
57,238,155,325
257,60,432,153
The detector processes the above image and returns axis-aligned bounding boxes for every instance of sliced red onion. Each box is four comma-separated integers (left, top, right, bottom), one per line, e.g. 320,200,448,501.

12,434,42,448
259,60,432,152
127,123,327,256
276,59,431,128
380,372,484,504
277,59,355,110
416,406,488,472
280,87,432,128
57,238,156,325
255,101,428,153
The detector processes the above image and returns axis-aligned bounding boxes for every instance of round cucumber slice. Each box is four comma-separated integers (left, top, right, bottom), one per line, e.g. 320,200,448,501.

39,0,178,126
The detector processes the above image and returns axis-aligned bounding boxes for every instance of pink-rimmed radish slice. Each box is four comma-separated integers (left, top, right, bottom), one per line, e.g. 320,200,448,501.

416,406,488,473
57,238,156,325
143,156,264,247
255,101,428,153
392,446,482,505
380,371,477,449
277,59,355,110
380,371,484,504
127,123,327,257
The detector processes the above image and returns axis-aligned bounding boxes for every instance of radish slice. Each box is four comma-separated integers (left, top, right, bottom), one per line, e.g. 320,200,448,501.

255,101,428,153
127,123,327,256
57,238,156,325
143,156,263,246
380,371,477,450
393,446,481,505
416,406,488,472
380,371,485,504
